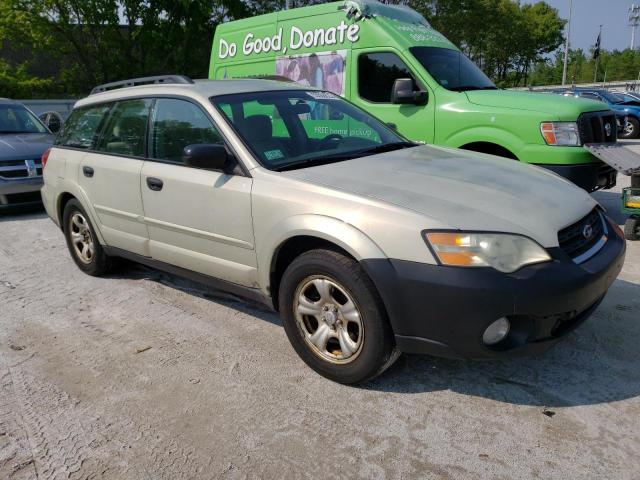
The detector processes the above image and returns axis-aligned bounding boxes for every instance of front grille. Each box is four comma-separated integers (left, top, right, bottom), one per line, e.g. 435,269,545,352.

0,159,43,180
577,111,617,144
558,209,606,260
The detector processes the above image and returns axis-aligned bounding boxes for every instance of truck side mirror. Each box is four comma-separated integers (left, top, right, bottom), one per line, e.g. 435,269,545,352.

391,78,428,106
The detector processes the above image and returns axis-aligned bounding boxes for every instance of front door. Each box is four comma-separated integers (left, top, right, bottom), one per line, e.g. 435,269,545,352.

350,48,434,143
140,98,257,287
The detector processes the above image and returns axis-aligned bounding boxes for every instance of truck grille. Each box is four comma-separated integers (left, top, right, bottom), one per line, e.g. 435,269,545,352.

558,209,606,261
577,111,617,144
0,159,43,180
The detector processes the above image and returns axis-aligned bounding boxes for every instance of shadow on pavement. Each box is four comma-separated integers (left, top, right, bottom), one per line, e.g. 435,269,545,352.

0,206,46,221
592,190,628,225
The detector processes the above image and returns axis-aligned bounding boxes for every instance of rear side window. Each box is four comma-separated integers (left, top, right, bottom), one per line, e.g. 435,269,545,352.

95,99,152,157
150,98,222,164
579,92,602,101
358,53,415,103
56,104,111,149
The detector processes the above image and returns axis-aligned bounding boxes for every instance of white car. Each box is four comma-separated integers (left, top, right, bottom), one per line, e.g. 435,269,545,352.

41,76,626,383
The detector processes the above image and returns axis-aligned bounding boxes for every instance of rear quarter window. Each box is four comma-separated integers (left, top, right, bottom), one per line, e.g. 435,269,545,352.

56,104,112,150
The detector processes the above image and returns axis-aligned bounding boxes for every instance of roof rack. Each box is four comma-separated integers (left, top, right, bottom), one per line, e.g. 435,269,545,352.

90,75,194,95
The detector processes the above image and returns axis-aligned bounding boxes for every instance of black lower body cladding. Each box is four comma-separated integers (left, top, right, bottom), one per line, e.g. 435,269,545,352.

537,162,617,192
362,217,626,360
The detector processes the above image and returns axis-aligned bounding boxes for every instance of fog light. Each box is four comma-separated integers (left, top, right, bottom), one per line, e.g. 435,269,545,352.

483,317,511,345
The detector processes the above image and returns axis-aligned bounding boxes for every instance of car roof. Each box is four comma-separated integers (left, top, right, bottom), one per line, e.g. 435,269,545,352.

75,79,311,109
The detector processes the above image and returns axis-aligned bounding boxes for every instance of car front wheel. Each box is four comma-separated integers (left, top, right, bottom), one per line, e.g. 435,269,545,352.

621,117,640,139
278,249,398,384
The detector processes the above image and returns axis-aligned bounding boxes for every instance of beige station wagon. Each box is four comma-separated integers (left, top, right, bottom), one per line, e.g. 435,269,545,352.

41,76,626,383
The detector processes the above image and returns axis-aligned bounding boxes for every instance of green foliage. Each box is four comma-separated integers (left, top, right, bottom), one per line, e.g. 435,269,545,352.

530,48,640,86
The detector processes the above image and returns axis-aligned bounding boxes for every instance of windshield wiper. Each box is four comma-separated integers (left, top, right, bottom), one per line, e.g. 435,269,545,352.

275,142,417,172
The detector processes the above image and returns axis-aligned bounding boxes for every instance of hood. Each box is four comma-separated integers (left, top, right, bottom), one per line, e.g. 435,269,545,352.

283,145,597,248
0,133,54,161
465,90,606,119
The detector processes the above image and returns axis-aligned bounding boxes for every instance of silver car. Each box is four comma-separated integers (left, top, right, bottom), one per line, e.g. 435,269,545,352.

0,99,54,210
41,76,626,383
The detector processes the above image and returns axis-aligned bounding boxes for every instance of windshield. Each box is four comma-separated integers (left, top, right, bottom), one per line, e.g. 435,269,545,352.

599,91,625,104
410,47,496,92
0,104,48,134
212,90,413,171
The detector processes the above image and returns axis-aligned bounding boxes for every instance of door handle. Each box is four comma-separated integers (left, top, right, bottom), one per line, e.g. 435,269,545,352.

146,177,164,191
82,166,94,178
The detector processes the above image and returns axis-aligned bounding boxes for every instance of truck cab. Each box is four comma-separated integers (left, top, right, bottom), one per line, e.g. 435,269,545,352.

209,0,618,192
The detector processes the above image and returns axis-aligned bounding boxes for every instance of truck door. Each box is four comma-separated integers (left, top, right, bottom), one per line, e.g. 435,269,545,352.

350,48,435,143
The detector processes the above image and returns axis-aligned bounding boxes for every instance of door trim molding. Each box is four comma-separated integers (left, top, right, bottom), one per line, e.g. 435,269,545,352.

143,216,254,250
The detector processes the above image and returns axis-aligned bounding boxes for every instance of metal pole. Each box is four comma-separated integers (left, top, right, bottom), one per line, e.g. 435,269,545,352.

562,0,573,86
633,25,637,50
285,0,291,9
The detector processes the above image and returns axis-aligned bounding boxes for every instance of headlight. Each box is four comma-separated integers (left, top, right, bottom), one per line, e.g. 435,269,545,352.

424,232,551,273
540,122,580,146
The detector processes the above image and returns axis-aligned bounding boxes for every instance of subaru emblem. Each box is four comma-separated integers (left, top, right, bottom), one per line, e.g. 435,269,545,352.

25,159,38,178
582,224,594,240
604,122,612,137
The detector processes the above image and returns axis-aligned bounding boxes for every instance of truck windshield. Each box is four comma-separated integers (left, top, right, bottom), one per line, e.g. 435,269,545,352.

410,47,497,92
212,90,414,172
0,104,49,134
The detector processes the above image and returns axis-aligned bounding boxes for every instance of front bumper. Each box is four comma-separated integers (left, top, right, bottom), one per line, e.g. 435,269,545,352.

362,217,626,359
535,162,617,192
0,177,44,210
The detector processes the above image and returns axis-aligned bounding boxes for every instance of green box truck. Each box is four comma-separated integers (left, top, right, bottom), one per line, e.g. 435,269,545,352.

209,0,619,192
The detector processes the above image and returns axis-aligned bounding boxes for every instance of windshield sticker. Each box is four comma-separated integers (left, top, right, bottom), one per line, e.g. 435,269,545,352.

218,22,359,60
264,149,285,161
276,50,347,96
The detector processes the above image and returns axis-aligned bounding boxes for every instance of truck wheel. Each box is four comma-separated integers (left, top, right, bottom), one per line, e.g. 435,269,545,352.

625,217,640,240
278,249,399,384
63,199,114,276
621,118,640,139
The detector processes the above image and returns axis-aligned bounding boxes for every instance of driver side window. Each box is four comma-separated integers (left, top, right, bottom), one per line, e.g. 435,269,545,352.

151,98,222,164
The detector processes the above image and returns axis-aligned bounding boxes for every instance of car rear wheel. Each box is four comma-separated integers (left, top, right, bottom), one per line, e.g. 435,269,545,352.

278,249,398,384
621,117,640,139
63,199,114,276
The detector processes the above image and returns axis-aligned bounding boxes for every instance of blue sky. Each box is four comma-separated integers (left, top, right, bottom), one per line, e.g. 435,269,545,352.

525,0,634,52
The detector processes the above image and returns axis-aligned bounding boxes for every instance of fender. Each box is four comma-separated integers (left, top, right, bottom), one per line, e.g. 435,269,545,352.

444,126,525,157
257,214,386,294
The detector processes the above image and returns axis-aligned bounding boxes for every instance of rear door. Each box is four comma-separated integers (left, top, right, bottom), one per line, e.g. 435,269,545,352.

77,98,152,256
140,97,256,287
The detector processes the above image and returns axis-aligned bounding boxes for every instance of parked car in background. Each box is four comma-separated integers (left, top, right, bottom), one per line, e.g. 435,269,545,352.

0,99,53,211
555,88,640,139
42,76,626,383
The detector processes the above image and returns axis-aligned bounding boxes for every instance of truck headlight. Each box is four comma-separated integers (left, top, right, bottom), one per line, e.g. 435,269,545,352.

424,232,551,274
540,122,580,146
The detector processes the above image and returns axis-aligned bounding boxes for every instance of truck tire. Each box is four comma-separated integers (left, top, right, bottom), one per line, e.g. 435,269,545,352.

278,249,399,384
621,117,640,139
625,217,640,241
63,199,114,276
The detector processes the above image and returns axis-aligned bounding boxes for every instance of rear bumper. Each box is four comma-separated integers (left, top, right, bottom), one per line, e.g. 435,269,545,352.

0,177,43,210
534,162,617,192
362,217,626,359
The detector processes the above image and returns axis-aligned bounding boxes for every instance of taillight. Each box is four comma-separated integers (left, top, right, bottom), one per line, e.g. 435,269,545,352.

41,147,51,169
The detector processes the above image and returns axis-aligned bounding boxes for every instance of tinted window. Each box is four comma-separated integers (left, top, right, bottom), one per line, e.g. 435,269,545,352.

579,92,602,101
96,99,152,157
56,104,112,149
150,98,222,163
358,53,416,103
411,47,496,92
213,90,409,171
0,104,48,134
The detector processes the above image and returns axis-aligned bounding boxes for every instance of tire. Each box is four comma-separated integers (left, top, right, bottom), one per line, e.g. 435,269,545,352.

621,117,640,139
63,199,114,276
625,217,640,241
278,249,399,384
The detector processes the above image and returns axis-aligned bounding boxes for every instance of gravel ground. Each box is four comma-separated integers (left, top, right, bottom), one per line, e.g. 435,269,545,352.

0,176,638,480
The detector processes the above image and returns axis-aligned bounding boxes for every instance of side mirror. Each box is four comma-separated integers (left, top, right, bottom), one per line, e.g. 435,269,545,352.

39,111,63,133
182,144,230,171
391,78,428,106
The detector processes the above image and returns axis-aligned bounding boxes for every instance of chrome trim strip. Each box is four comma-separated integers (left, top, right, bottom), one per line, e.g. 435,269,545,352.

572,212,609,264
